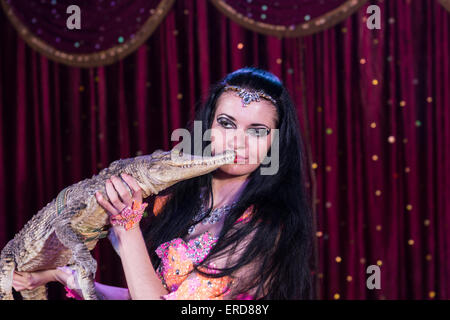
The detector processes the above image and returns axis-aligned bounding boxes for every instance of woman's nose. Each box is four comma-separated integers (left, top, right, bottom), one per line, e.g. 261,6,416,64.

226,128,247,150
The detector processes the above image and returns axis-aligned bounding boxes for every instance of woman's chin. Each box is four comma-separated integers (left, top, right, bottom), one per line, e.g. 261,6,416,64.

216,163,257,176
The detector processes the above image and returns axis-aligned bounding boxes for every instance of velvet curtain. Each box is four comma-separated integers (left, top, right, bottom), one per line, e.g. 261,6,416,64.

302,1,449,300
0,0,449,300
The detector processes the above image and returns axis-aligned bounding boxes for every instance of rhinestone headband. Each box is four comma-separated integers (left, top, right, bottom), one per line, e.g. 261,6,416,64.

223,84,277,107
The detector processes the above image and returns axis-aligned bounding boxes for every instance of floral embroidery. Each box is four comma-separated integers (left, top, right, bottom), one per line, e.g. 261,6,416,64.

153,194,256,300
162,270,232,300
156,231,233,299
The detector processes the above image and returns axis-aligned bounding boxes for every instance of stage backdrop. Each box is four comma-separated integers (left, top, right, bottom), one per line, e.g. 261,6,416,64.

0,0,449,300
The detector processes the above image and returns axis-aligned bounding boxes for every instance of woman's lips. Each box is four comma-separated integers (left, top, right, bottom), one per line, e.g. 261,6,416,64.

234,155,248,163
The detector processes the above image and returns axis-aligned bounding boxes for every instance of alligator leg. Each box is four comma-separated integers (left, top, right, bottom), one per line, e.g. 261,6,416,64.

0,240,16,300
54,206,100,300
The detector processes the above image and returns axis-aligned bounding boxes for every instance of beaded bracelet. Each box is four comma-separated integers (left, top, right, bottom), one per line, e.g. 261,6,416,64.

110,201,148,231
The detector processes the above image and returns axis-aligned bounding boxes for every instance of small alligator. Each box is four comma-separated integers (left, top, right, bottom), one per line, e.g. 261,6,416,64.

0,147,235,300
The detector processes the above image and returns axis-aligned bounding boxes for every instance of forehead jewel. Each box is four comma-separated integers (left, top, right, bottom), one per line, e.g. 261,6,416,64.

223,84,277,107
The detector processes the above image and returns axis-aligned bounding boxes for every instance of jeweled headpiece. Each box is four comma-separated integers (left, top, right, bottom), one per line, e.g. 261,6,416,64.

223,84,277,107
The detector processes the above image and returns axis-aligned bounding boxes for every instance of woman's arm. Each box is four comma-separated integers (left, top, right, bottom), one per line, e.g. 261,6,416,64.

115,228,168,300
95,173,169,300
94,281,131,300
13,268,131,300
54,268,131,300
12,269,58,292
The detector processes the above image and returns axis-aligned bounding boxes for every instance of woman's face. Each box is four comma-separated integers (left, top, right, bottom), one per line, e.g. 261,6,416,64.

210,91,278,177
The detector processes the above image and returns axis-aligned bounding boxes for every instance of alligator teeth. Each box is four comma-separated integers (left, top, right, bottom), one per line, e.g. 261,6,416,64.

177,157,233,167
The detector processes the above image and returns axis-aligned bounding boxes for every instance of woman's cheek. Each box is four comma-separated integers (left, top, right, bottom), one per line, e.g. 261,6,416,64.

248,135,271,165
209,127,227,156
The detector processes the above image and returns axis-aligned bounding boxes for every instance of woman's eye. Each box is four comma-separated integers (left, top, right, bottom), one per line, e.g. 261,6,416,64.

247,128,270,137
217,118,234,129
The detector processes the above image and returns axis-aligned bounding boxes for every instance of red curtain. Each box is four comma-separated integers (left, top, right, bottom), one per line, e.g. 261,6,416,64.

303,1,450,300
0,0,449,300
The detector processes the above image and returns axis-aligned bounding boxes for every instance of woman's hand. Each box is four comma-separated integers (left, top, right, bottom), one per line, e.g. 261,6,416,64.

12,269,57,292
95,173,144,237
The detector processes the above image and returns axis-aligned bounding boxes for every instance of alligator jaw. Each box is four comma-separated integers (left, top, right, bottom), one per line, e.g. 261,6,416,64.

169,148,236,168
138,148,237,194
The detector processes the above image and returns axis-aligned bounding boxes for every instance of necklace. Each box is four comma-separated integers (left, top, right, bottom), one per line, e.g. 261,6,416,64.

187,194,238,235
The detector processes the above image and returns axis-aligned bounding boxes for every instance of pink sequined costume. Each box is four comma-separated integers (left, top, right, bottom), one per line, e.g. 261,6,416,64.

153,194,256,300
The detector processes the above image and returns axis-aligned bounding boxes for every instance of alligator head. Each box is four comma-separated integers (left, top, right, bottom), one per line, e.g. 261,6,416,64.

129,147,236,197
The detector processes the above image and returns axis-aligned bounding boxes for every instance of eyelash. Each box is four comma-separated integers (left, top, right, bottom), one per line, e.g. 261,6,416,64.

217,118,270,137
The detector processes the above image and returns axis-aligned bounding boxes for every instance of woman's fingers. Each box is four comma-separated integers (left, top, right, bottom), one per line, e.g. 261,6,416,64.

95,174,144,218
105,178,127,213
111,175,132,204
12,277,28,291
12,280,26,291
12,272,24,286
12,271,32,291
13,271,30,282
14,270,24,278
120,173,143,203
95,191,120,215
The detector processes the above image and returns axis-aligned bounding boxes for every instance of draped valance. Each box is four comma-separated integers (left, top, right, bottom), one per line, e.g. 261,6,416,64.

0,0,175,67
2,0,448,67
209,0,368,38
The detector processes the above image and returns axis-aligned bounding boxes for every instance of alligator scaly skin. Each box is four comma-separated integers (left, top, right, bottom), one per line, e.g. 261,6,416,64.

0,148,235,300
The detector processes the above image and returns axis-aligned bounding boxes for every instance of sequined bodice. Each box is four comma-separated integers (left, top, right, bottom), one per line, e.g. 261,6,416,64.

155,203,233,293
152,193,254,299
156,231,217,267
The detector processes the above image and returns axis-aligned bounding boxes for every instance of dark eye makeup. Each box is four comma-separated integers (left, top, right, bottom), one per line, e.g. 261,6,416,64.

216,116,270,137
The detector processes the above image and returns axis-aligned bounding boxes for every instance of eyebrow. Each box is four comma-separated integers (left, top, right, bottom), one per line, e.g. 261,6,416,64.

218,113,271,127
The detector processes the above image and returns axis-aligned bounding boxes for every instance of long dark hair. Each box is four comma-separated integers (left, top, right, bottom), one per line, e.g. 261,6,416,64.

143,67,314,299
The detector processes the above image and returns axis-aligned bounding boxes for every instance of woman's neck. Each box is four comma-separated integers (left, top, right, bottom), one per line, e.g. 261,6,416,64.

208,170,249,209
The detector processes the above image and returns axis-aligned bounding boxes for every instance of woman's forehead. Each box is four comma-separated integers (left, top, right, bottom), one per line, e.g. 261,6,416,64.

215,92,278,127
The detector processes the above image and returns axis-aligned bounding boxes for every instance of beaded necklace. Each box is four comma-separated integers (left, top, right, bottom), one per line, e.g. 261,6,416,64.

187,192,238,236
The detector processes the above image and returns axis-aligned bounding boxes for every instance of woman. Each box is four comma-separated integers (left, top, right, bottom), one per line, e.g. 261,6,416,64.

12,67,314,300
